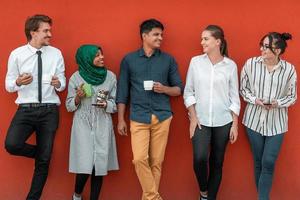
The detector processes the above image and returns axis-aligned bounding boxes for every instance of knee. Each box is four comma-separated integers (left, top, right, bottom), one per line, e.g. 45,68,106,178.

149,157,162,168
193,153,208,166
262,157,276,173
5,140,21,155
132,157,149,166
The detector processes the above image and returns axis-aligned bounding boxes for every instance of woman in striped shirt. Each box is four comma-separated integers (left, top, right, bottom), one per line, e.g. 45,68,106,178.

240,32,297,200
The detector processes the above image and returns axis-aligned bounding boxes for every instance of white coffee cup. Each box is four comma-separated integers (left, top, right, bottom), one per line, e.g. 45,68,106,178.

144,80,154,91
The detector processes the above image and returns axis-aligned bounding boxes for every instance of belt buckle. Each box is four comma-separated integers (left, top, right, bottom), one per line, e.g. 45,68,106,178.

31,103,41,107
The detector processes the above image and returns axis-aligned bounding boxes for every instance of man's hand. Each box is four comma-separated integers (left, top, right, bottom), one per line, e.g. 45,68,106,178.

118,119,127,136
153,82,166,93
16,73,33,86
51,75,61,89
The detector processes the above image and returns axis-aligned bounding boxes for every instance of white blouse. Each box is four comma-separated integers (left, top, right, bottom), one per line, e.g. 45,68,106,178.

184,54,240,127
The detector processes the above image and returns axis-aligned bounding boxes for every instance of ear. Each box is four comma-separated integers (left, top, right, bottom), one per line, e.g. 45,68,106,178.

30,31,36,39
216,38,221,46
142,32,147,40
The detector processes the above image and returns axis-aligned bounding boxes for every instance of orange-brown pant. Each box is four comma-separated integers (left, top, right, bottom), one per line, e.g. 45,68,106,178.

130,115,172,200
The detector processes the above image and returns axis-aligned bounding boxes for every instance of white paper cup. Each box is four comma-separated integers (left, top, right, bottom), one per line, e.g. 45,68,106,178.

144,80,154,90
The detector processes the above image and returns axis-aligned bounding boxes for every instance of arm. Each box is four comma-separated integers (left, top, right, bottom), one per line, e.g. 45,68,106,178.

53,52,66,91
276,66,297,108
105,74,117,113
229,64,240,116
184,59,200,138
117,103,127,136
116,57,130,136
153,83,181,96
5,52,26,92
240,62,257,104
229,112,238,144
154,56,183,96
65,75,85,112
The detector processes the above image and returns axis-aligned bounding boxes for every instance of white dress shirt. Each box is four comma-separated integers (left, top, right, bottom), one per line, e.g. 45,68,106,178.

5,44,66,105
184,54,240,127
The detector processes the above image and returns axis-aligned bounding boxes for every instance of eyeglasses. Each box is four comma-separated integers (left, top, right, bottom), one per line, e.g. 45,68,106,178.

260,43,277,51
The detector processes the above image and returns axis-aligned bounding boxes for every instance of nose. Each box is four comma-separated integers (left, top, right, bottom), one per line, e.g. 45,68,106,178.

48,31,52,37
260,46,264,52
158,34,163,40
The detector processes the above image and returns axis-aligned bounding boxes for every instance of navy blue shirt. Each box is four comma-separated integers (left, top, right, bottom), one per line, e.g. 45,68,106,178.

116,48,183,124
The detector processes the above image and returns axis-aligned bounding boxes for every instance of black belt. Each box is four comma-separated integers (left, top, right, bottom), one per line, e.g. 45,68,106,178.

19,103,57,108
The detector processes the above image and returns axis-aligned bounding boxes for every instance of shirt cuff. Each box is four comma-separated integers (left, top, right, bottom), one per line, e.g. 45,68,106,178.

67,97,79,112
249,96,257,104
105,100,116,113
229,104,240,116
184,96,196,108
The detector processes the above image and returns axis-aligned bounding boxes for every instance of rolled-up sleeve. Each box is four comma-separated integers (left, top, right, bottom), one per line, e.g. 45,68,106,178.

183,59,196,108
106,74,117,113
66,75,79,112
5,52,24,92
240,63,257,104
116,57,130,104
277,66,297,107
54,51,66,92
229,64,240,116
168,57,183,92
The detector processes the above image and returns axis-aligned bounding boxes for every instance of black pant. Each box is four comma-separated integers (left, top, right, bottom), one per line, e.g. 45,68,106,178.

192,123,231,200
5,105,59,200
75,168,103,200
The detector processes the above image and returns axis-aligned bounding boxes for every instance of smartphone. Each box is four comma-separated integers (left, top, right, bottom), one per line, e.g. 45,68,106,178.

263,103,272,106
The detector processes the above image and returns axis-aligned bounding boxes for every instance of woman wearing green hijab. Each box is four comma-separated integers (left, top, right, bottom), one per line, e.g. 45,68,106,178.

66,45,119,200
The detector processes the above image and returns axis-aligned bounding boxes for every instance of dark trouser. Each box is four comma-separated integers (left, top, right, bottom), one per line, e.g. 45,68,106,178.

246,128,284,200
5,105,59,200
75,168,103,200
192,123,231,200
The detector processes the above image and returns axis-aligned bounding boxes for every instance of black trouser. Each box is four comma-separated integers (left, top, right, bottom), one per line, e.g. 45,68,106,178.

192,123,231,200
5,105,59,200
75,168,103,200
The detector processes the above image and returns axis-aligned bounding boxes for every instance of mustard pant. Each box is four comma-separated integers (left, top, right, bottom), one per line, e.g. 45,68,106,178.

130,115,172,200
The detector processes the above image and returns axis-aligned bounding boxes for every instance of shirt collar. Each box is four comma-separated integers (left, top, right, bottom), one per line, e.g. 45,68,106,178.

27,43,44,54
256,56,285,69
138,48,161,57
203,53,230,65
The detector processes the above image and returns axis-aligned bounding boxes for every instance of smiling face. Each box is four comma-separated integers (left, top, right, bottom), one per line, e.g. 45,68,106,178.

30,22,52,47
260,36,281,60
201,30,221,54
142,28,163,49
93,50,105,67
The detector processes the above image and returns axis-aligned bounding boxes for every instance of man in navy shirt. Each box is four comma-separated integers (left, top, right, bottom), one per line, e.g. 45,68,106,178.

117,19,182,200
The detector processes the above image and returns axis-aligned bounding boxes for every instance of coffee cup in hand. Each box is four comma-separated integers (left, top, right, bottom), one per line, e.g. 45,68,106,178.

144,80,154,91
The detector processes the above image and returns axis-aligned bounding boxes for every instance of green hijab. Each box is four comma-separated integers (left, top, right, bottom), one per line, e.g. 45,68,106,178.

76,44,107,85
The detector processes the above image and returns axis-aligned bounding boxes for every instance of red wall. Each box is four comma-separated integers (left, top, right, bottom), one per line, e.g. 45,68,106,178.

0,0,299,199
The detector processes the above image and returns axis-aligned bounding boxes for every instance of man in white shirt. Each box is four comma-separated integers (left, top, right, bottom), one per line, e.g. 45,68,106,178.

4,14,66,200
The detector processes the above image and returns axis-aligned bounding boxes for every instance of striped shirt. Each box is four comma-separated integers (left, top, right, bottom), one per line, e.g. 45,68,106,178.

240,57,297,136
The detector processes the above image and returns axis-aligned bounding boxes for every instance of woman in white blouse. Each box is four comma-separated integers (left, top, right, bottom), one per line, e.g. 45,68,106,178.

184,25,240,200
240,32,297,200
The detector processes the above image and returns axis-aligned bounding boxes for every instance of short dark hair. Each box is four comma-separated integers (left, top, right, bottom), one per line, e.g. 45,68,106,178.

25,14,52,41
259,32,292,55
140,19,164,38
205,25,228,57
